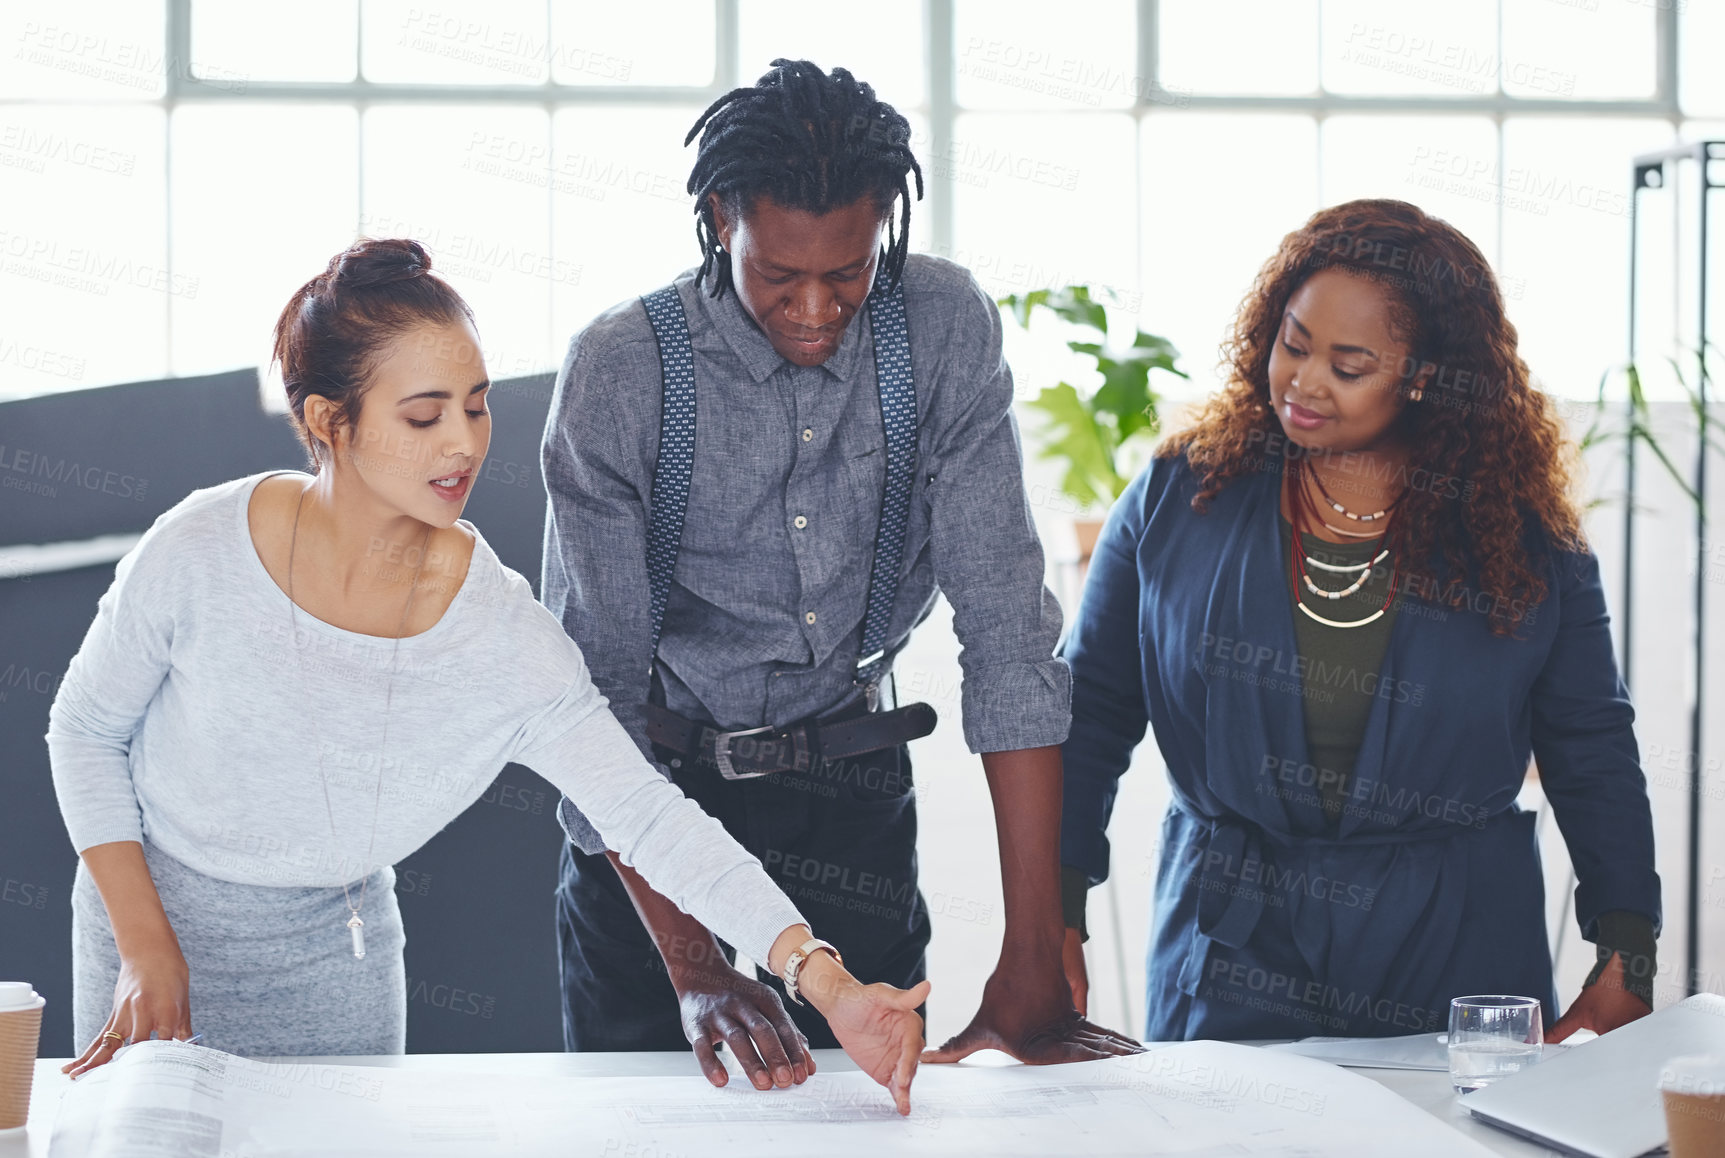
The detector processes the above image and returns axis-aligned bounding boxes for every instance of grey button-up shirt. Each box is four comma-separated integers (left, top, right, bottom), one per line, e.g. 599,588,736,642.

542,254,1071,852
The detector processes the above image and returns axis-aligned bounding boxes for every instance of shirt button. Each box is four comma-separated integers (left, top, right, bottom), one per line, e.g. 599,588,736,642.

805,611,817,625
793,515,808,529
801,428,813,442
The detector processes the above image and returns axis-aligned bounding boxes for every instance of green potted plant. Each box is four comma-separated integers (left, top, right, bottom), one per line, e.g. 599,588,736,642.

1578,349,1723,511
999,286,1188,560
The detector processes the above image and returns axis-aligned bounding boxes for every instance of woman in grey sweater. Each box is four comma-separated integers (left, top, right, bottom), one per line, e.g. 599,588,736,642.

47,238,929,1114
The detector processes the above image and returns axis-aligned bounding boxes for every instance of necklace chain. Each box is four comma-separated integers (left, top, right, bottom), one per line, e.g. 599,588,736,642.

1287,456,1399,630
285,483,430,957
1306,461,1401,522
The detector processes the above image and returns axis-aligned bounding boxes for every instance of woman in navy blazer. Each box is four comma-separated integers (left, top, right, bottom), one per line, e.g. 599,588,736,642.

1059,199,1660,1042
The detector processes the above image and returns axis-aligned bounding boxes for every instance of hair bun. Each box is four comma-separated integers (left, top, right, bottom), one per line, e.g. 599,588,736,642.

329,237,431,289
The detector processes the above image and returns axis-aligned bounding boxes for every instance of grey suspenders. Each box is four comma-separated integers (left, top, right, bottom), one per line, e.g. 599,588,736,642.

638,280,918,704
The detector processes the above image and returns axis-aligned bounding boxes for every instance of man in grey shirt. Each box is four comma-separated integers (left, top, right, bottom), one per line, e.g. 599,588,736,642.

541,59,1140,1090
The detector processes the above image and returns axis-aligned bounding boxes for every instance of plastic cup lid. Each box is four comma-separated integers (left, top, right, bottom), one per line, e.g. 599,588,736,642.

0,983,40,1012
1660,1055,1725,1095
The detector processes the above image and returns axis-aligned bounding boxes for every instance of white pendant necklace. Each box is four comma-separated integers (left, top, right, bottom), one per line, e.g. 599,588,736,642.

1296,599,1389,628
286,485,430,960
1305,547,1390,575
1295,536,1392,621
1301,566,1375,601
1289,460,1398,630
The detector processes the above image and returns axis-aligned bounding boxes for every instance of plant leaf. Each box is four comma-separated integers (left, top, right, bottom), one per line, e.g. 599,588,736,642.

1024,382,1123,506
1038,286,1109,335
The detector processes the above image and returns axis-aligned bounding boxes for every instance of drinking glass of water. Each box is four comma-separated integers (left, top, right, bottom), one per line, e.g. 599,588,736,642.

1449,995,1543,1094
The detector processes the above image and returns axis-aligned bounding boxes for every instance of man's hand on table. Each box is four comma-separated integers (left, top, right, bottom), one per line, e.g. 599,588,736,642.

921,748,1142,1066
671,958,814,1091
605,852,813,1091
922,956,1142,1065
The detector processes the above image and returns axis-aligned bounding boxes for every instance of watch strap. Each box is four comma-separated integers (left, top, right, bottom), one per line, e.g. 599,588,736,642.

783,937,842,1006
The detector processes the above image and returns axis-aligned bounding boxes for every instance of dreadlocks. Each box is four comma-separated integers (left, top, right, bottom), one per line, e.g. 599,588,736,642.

684,58,924,298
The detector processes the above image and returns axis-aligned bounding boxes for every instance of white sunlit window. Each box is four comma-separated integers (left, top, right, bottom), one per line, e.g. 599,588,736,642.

169,103,360,378
363,104,554,374
552,0,715,88
190,0,358,83
1160,0,1319,97
1320,0,1498,97
362,0,550,85
6,0,1699,405
1,103,169,392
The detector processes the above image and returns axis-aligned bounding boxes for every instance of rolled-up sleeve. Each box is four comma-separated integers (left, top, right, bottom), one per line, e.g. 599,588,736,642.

46,530,176,854
922,273,1072,754
540,317,666,854
1530,547,1662,939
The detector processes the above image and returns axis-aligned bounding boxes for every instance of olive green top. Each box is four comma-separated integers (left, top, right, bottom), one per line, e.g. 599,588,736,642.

1280,513,1400,826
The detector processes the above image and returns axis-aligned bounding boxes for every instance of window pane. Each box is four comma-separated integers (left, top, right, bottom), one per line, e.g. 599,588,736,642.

1160,0,1318,96
363,106,554,377
550,0,712,87
1500,118,1673,400
1502,0,1653,100
738,0,922,106
948,112,1138,302
1141,115,1319,397
190,0,357,83
0,106,167,395
1684,121,1725,146
1680,4,1725,117
1321,0,1498,97
548,106,704,373
954,0,1136,110
171,105,359,379
363,0,548,85
1322,115,1500,262
0,0,168,100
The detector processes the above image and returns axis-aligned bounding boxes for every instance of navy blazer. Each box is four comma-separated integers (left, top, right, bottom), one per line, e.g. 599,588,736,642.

1061,450,1662,1040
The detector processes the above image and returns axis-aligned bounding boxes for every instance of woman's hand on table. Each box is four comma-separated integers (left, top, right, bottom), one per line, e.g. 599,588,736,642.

1062,926,1090,1014
1548,951,1653,1041
63,943,192,1078
795,951,930,1116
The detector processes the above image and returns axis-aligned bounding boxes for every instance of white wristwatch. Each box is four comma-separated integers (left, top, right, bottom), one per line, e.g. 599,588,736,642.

782,937,842,1006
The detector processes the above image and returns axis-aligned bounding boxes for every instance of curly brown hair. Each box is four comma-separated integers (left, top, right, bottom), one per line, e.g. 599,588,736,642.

1162,199,1584,636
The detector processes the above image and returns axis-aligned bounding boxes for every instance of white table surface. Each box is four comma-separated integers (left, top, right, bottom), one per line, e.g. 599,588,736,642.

2,1046,1563,1157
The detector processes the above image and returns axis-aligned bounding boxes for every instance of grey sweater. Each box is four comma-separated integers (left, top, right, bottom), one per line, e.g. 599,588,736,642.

46,473,804,965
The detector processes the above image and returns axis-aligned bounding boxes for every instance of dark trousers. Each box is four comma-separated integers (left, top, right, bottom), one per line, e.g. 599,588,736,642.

556,734,930,1051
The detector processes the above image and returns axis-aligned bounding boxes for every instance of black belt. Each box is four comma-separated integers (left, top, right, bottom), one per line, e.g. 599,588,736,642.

644,700,938,782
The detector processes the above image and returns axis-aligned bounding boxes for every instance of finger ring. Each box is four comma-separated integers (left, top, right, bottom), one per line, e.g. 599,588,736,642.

101,1031,124,1045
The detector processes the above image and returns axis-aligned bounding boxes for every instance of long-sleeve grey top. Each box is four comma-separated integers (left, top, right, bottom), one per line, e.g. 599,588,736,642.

543,256,1072,852
45,473,805,965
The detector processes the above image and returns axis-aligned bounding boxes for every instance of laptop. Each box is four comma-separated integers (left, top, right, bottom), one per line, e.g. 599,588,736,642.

1465,993,1725,1158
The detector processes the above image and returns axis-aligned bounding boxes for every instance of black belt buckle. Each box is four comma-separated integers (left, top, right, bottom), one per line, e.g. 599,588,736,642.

711,724,780,781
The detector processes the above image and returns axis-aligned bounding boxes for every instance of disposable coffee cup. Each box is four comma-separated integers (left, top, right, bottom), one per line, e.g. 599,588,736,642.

0,982,45,1132
1660,1055,1725,1158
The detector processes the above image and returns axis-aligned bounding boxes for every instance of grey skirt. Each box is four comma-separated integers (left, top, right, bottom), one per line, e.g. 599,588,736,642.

72,840,405,1058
